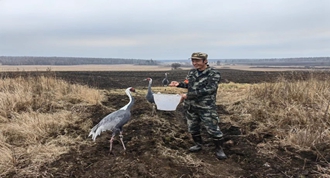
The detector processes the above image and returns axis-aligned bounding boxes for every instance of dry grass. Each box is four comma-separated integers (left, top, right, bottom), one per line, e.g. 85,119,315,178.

216,76,330,175
0,73,329,176
0,76,104,177
219,76,330,149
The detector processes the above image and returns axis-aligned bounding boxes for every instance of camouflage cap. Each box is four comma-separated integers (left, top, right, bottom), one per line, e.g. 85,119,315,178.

191,52,208,60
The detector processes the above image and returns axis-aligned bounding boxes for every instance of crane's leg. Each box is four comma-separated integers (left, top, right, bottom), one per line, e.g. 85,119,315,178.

109,135,115,152
152,103,156,116
119,132,126,150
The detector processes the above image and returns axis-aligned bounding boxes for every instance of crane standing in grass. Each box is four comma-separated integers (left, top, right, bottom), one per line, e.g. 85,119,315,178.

88,87,136,153
143,77,156,116
162,72,169,87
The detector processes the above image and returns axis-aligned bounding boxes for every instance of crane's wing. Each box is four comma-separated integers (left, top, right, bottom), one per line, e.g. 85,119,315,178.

146,90,155,103
88,110,131,141
162,78,168,84
146,95,155,103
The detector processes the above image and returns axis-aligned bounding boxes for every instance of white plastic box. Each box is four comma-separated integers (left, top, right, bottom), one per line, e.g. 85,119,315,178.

153,93,181,111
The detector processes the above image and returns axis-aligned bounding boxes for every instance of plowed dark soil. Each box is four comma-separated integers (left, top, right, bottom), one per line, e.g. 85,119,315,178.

3,69,329,90
2,69,330,178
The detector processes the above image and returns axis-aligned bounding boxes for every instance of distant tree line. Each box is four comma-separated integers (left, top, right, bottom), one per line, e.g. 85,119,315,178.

0,56,159,65
221,57,330,64
171,63,181,69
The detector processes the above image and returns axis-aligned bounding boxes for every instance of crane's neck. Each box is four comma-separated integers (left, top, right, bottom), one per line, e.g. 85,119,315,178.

148,79,153,92
120,89,135,110
165,73,168,78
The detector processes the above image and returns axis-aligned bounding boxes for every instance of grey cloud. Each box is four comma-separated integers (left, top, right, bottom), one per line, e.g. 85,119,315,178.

0,0,329,59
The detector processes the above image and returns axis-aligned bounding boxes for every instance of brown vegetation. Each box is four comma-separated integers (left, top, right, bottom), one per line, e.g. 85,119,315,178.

0,69,329,177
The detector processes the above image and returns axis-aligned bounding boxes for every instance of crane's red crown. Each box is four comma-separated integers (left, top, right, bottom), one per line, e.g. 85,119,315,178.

129,87,136,92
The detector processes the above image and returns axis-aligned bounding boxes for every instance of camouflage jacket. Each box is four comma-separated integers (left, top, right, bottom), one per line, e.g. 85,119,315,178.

177,66,221,110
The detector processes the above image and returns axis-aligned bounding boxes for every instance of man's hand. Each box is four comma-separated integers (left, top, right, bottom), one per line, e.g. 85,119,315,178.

169,81,179,87
180,94,187,102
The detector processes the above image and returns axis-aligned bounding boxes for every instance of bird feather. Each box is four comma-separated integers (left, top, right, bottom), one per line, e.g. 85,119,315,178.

88,110,131,141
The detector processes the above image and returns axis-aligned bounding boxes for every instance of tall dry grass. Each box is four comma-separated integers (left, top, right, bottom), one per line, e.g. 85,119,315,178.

217,74,330,175
0,76,104,177
220,75,330,149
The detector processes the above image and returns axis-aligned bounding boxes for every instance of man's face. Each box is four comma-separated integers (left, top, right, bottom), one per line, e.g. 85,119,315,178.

191,58,207,71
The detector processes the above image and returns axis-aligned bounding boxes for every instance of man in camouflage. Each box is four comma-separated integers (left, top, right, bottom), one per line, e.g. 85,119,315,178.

169,52,227,160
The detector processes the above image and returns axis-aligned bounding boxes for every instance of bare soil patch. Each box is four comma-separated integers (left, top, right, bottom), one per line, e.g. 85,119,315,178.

2,64,329,72
2,68,329,89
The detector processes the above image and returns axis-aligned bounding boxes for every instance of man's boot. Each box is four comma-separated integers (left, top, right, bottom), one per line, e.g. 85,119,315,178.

189,134,203,152
213,138,227,160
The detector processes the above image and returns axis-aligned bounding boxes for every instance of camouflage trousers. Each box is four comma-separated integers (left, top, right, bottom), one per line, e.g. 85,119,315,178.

185,107,223,139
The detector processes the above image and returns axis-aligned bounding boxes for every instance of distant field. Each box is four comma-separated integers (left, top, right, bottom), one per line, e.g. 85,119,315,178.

0,64,174,72
218,65,330,71
1,64,328,72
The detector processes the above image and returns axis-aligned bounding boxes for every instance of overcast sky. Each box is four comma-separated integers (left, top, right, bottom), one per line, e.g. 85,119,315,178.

0,0,329,60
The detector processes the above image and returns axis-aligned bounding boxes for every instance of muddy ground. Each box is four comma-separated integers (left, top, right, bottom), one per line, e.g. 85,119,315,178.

3,69,329,89
2,69,330,177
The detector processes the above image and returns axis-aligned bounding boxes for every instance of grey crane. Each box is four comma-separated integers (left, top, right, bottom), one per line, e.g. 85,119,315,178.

162,72,169,86
88,87,136,153
143,77,156,116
